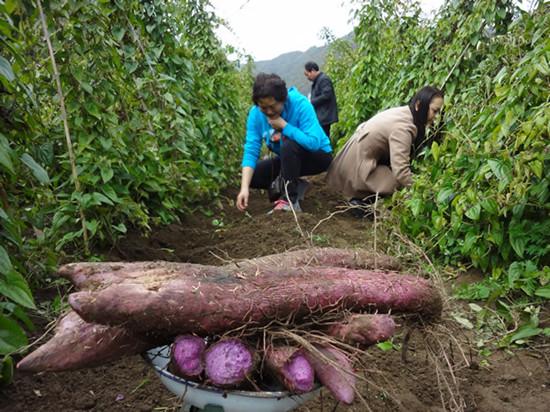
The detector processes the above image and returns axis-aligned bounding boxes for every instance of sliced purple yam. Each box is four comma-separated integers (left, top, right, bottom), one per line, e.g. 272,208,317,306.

265,346,315,393
204,338,255,387
171,335,206,378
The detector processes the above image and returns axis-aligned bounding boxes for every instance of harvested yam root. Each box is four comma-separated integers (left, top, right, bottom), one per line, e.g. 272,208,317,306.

69,266,441,334
264,346,315,393
304,345,356,404
57,247,401,291
19,248,439,384
16,311,159,373
327,313,396,347
169,335,206,379
204,338,257,388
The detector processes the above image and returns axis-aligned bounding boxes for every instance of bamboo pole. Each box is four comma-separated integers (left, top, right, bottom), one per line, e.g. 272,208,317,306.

37,0,89,254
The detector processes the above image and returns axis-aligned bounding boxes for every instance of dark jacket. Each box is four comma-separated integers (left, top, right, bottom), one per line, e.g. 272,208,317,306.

310,72,338,126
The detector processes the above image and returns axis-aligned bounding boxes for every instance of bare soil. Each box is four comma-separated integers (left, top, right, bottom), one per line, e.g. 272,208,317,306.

1,177,549,411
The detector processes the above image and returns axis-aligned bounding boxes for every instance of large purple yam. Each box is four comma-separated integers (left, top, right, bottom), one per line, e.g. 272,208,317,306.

171,335,206,378
204,339,255,387
16,311,158,372
69,267,442,335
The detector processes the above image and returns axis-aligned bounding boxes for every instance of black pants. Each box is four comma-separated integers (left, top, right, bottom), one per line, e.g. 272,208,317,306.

250,139,333,202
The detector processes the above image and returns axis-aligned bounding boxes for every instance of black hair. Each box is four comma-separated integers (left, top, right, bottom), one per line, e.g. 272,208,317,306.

252,73,288,105
304,61,319,72
409,85,444,145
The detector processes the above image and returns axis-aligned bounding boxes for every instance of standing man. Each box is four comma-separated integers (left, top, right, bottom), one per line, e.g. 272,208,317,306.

304,61,338,138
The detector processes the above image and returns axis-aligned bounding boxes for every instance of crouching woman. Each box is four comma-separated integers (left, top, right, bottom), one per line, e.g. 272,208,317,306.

326,86,444,210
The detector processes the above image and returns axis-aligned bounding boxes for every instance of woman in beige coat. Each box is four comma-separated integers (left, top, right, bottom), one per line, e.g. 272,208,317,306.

326,86,444,209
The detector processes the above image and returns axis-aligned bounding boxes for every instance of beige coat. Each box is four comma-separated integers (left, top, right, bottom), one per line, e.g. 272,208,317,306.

326,105,417,199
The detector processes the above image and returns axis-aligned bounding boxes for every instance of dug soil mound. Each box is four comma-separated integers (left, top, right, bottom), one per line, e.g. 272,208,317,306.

1,177,549,411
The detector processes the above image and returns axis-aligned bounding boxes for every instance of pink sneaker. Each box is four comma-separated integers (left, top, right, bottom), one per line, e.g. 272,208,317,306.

268,199,302,214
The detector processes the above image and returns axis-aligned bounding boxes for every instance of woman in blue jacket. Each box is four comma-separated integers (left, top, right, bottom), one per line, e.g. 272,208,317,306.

236,73,333,213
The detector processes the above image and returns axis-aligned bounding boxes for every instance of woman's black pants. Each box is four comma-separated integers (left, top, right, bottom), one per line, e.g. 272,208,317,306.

249,139,333,203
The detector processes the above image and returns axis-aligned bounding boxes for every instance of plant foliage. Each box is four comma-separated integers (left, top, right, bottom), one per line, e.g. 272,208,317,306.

326,0,549,343
0,0,249,382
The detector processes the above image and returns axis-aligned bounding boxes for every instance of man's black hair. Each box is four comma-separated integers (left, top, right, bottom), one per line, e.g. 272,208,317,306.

252,73,288,105
304,61,319,72
409,85,444,143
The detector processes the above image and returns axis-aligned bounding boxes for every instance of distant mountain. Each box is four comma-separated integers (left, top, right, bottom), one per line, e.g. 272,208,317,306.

253,45,328,96
253,33,353,96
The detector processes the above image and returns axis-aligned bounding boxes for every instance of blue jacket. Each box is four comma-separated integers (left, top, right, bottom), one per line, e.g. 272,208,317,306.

241,87,332,169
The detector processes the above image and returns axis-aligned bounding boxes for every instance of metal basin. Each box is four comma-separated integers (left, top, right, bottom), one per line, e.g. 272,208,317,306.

144,345,321,412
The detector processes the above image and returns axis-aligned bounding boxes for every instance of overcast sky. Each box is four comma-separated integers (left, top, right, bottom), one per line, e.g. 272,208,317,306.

209,0,444,61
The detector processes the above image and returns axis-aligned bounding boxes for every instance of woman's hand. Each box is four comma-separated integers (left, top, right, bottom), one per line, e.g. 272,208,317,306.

236,187,249,211
268,116,287,131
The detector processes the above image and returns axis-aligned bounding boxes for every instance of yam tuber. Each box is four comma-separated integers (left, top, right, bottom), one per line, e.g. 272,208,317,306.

170,335,206,379
69,266,441,335
327,314,396,347
204,338,256,387
304,345,356,404
264,346,315,393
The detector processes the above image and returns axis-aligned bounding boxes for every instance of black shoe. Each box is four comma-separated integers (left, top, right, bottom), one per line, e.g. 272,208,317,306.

348,198,373,219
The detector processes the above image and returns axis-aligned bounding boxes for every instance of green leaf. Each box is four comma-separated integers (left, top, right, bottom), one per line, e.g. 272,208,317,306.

453,315,474,329
376,341,394,351
100,166,114,183
84,101,102,120
465,204,481,220
0,133,15,174
80,82,93,94
0,314,28,354
0,246,13,275
407,198,422,217
462,232,478,253
112,26,126,42
0,270,35,309
507,262,522,289
480,199,498,215
9,306,34,331
102,185,120,202
92,192,114,206
164,93,174,103
85,219,99,236
0,355,14,384
113,222,127,233
5,0,18,13
509,324,542,343
20,153,50,184
509,231,526,258
487,159,511,188
534,285,550,299
529,160,543,179
436,188,454,204
431,141,440,161
0,56,14,82
99,137,112,151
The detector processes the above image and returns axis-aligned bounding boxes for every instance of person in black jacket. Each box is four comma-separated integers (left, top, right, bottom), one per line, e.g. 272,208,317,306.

304,61,339,138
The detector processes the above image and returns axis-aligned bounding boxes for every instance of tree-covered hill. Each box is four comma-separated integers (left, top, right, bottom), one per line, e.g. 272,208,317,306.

253,33,353,95
254,45,328,95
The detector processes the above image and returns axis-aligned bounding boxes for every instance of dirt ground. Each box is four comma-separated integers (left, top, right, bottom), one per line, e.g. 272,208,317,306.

1,177,549,412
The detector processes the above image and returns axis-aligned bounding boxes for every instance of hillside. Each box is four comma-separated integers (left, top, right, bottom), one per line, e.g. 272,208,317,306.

253,33,353,95
254,46,326,95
